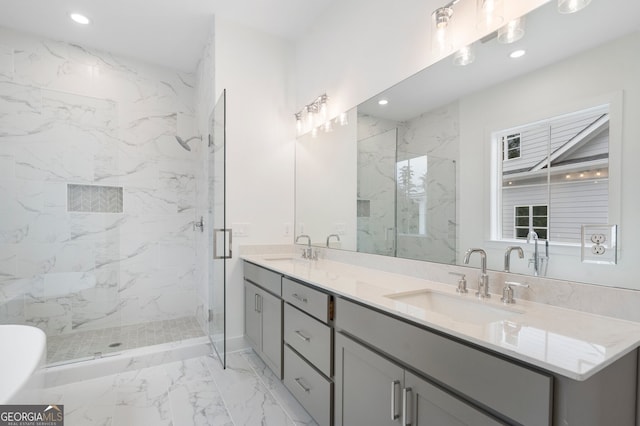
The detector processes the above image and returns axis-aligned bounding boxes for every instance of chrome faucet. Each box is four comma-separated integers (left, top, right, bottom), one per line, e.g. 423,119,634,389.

295,234,315,259
504,246,524,272
526,231,540,276
463,248,490,299
326,233,340,247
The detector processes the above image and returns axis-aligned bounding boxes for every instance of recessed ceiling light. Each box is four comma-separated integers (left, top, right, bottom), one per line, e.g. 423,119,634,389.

378,99,389,106
509,49,526,59
70,13,91,25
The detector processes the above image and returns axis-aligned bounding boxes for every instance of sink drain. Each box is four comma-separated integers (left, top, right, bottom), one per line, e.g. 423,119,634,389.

108,342,122,348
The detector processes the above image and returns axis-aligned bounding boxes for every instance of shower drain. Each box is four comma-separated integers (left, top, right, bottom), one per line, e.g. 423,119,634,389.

108,342,122,348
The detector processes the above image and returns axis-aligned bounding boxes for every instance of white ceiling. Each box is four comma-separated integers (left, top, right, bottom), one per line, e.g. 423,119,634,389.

0,0,339,73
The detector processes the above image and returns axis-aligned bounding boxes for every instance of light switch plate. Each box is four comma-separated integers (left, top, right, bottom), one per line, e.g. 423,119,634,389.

581,224,617,264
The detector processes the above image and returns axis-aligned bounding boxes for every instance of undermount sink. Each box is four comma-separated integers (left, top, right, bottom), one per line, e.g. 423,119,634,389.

385,289,522,324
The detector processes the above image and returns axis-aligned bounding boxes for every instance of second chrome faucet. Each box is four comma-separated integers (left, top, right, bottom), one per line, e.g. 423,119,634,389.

463,248,490,299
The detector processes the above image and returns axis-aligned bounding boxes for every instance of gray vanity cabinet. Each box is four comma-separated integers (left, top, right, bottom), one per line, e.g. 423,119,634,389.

404,371,501,426
334,332,404,426
282,277,334,426
243,262,283,379
244,280,283,377
334,333,501,426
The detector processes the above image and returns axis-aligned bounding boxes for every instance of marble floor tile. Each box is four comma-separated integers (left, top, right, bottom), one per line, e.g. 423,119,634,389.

43,350,315,426
243,351,318,426
169,379,233,426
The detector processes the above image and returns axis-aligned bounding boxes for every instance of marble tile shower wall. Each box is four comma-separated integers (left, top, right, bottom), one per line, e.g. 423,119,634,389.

356,104,458,261
0,27,203,336
356,116,396,256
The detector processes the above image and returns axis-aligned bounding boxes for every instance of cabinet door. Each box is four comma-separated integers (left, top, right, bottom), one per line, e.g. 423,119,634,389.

405,371,502,426
335,333,404,426
244,280,261,351
260,289,282,378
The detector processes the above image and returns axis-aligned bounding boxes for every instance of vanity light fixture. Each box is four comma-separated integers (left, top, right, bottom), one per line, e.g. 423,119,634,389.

431,0,460,56
558,0,591,14
70,13,90,25
497,16,525,44
295,93,348,137
509,49,526,59
453,44,476,66
476,0,504,31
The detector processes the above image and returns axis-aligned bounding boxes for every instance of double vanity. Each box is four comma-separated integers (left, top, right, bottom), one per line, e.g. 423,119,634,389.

242,253,640,425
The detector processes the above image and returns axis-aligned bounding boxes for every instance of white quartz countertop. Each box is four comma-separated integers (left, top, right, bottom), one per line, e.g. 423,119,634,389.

242,254,640,381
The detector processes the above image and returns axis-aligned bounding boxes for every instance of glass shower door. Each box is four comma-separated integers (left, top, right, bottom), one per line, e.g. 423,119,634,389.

208,90,229,367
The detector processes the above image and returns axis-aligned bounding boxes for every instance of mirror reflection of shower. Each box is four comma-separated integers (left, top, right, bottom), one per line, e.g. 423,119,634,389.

175,135,202,151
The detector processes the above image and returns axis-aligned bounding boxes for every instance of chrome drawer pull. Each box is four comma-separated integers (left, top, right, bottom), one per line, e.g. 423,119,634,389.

294,377,311,393
292,293,308,303
391,380,400,420
295,330,311,342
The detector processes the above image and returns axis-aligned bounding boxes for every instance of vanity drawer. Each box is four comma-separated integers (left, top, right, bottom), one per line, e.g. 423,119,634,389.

283,277,330,323
335,297,552,426
284,345,332,426
244,261,281,296
284,303,332,376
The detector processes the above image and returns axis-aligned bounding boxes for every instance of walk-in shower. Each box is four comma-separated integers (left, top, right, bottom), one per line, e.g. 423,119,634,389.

0,29,209,365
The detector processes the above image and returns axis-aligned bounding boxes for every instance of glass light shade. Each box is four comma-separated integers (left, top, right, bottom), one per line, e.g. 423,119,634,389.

476,0,504,31
338,112,348,126
323,119,333,133
306,105,315,130
295,113,303,136
431,7,453,56
311,127,319,138
558,0,592,14
497,17,525,44
453,45,475,66
318,95,328,123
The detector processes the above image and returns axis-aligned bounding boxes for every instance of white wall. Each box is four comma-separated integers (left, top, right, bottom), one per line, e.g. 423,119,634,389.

296,108,358,250
213,18,296,342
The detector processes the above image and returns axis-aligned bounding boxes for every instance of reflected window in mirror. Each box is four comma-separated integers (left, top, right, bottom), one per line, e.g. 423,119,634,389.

514,205,548,240
494,104,609,245
502,133,522,161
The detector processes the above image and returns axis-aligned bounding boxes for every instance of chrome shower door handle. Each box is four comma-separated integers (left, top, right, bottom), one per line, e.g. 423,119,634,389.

213,228,233,259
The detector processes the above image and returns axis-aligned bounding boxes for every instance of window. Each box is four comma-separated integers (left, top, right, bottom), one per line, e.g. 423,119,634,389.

514,205,548,240
493,103,610,244
396,155,427,235
502,133,521,161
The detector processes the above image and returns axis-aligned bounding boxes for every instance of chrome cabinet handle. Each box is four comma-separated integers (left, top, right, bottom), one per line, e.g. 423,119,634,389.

294,330,311,342
402,387,412,426
294,377,311,393
254,294,262,313
391,380,400,420
292,293,308,303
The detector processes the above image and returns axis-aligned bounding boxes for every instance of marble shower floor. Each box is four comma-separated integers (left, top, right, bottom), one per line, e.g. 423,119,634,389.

43,350,318,426
47,317,205,364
